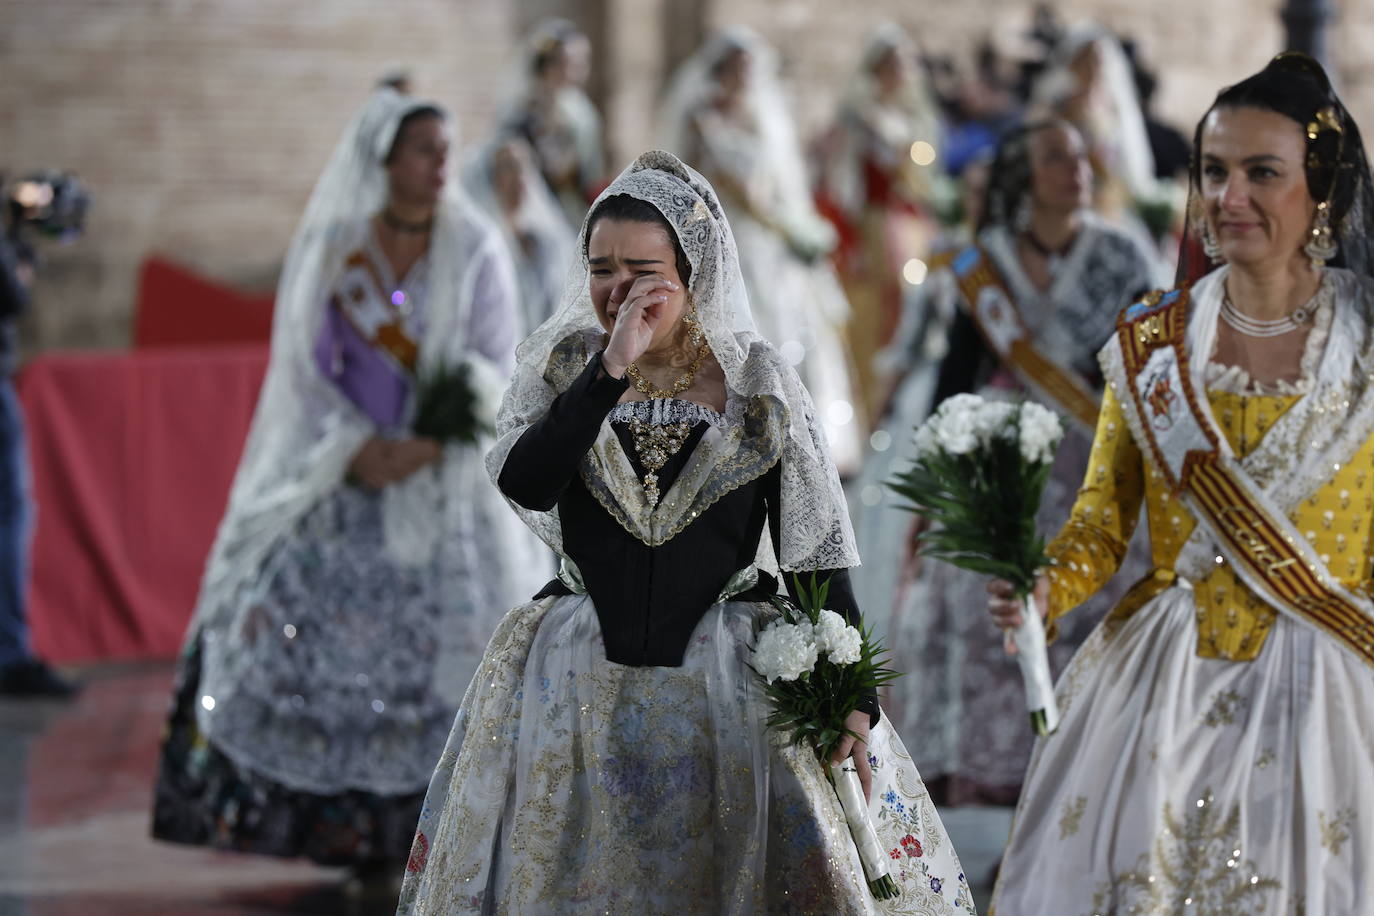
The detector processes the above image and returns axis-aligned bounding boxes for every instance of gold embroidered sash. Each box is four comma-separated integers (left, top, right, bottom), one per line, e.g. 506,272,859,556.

948,245,1101,432
1106,288,1374,669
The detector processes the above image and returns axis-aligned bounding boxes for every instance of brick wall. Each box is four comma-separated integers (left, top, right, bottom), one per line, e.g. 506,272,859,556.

4,0,1370,354
2,0,515,351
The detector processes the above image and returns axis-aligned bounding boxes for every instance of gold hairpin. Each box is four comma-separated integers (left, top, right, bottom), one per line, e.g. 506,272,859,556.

1307,106,1343,141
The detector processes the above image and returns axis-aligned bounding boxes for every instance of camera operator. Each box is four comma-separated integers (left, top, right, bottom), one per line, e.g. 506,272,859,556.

0,176,78,698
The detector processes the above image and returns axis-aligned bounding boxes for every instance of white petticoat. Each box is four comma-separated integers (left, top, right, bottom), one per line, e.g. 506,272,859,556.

397,595,977,915
992,585,1373,915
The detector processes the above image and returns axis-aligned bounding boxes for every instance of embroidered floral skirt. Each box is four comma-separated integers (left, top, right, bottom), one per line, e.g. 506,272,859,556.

992,586,1373,915
151,638,425,865
396,595,977,915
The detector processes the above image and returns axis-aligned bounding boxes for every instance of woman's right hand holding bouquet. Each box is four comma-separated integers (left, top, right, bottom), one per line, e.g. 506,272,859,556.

987,574,1050,655
887,394,1064,735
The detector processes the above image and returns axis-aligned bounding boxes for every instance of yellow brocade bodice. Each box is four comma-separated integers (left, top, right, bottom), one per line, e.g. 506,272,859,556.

1045,384,1374,662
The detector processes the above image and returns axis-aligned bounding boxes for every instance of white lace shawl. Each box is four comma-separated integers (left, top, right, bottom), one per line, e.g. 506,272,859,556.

487,151,859,572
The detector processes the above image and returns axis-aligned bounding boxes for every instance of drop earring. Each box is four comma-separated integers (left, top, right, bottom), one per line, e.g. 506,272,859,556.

1014,195,1032,233
1304,200,1339,268
1200,221,1225,262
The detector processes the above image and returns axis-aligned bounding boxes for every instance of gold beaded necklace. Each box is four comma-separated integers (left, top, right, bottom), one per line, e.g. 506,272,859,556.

621,312,713,505
623,313,711,399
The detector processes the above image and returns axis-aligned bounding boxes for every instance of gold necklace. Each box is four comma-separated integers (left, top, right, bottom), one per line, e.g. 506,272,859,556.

628,416,693,507
624,335,710,399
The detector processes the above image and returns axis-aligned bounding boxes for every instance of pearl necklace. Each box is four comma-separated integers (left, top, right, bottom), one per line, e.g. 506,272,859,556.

1220,289,1322,338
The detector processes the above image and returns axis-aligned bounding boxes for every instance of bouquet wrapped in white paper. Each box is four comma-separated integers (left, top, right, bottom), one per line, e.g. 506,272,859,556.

889,394,1065,736
751,576,902,900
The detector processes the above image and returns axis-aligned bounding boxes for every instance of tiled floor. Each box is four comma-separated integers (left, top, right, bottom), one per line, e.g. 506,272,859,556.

0,663,1010,915
0,664,371,916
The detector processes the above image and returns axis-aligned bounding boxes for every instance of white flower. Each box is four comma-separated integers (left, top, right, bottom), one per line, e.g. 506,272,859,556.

1017,402,1063,464
933,407,980,455
813,609,863,665
929,393,988,455
463,356,506,432
911,420,939,460
753,620,819,683
971,399,1017,443
938,393,986,418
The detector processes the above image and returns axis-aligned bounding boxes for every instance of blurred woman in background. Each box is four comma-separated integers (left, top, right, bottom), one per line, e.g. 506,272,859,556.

818,23,945,428
499,18,607,228
463,133,577,333
152,89,543,891
876,118,1158,809
660,28,863,473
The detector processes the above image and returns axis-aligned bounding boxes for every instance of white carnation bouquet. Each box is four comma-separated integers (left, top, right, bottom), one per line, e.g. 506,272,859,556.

752,576,901,899
888,393,1065,735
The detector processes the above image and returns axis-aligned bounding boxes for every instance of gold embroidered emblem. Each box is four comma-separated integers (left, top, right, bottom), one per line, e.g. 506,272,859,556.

1060,795,1087,839
1202,689,1246,728
1318,808,1355,856
1091,790,1281,914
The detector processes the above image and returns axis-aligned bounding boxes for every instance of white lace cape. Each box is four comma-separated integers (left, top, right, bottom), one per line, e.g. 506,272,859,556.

487,151,859,573
460,135,578,333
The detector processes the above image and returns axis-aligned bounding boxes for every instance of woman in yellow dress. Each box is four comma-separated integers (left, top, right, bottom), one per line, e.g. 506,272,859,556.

987,54,1374,914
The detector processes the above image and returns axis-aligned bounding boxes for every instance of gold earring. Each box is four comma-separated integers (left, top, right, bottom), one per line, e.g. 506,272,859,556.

683,306,705,347
1305,201,1338,268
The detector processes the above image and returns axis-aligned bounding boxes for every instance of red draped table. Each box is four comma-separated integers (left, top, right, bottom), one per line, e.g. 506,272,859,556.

18,346,269,663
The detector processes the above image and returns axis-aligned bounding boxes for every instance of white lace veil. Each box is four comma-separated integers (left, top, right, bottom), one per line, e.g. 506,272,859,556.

658,27,830,241
487,150,859,572
1032,23,1157,200
460,133,578,330
190,89,516,637
825,23,944,218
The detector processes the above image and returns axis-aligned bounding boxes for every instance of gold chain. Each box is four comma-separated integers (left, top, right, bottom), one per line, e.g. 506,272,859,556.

623,313,710,399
